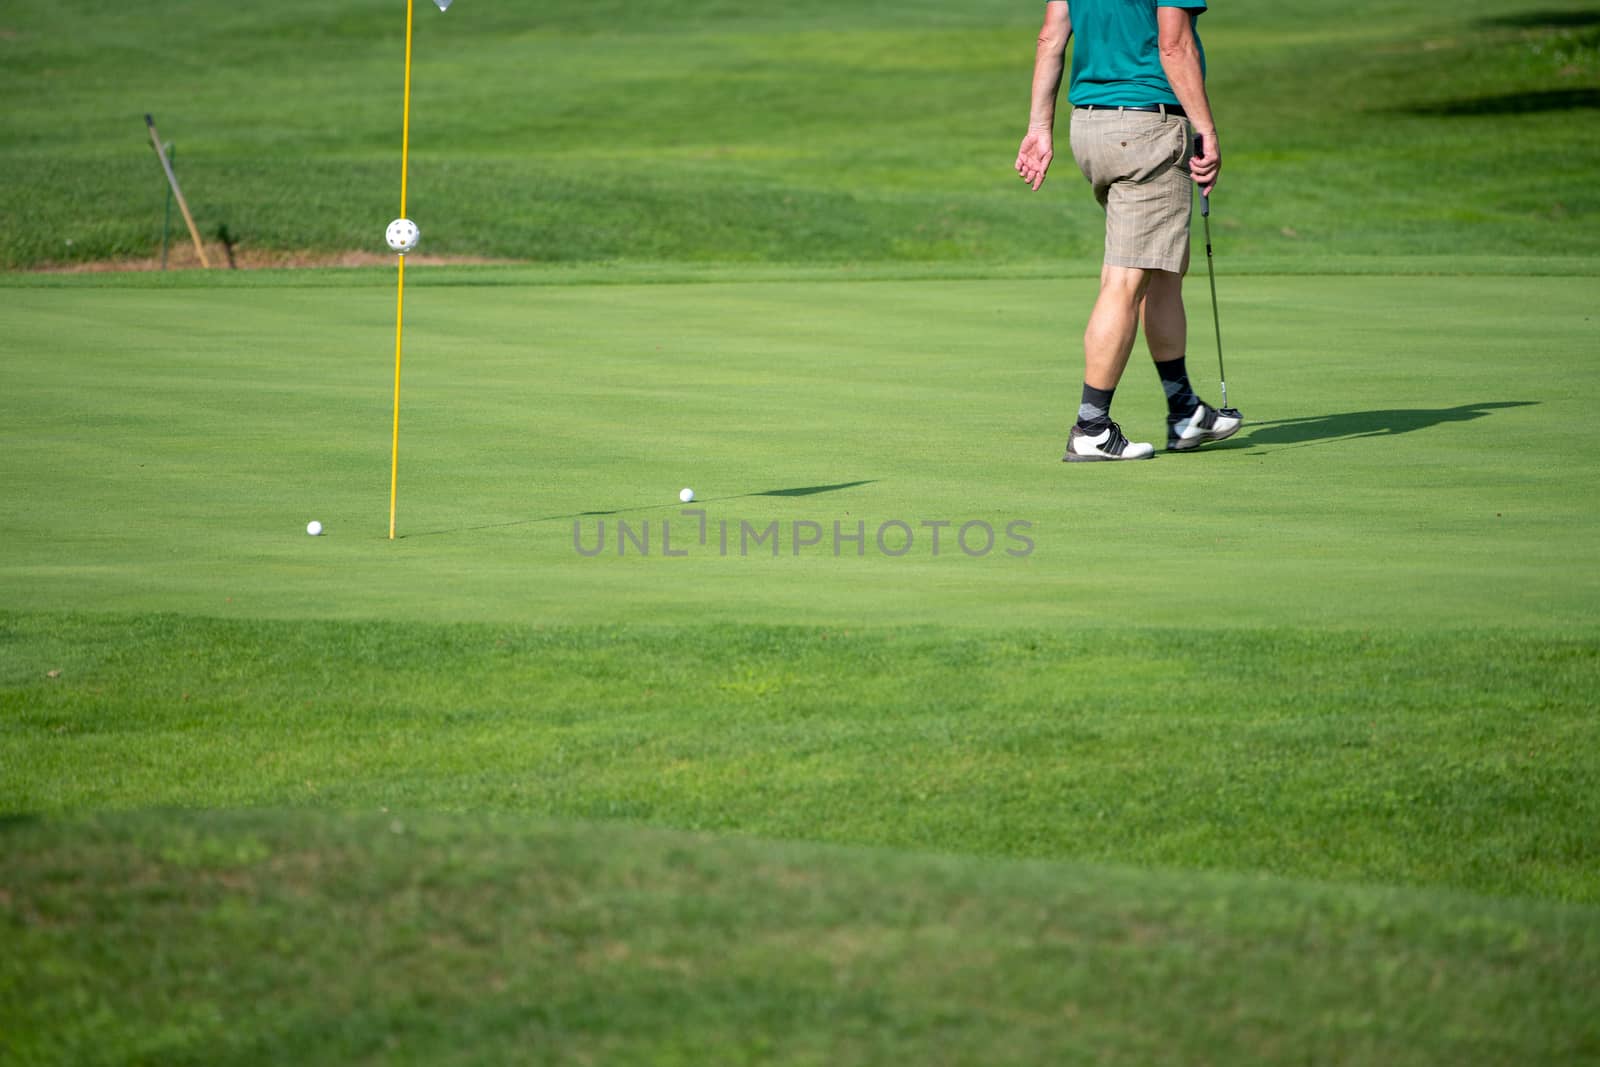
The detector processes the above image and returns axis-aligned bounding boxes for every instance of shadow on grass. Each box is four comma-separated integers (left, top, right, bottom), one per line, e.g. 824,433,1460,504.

1392,10,1600,116
750,480,876,498
1229,401,1536,452
409,480,878,538
1479,9,1600,29
1401,88,1600,117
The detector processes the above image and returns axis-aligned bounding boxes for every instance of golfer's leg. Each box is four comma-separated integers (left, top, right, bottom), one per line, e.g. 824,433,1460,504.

1084,265,1150,390
1140,266,1187,364
1143,265,1204,421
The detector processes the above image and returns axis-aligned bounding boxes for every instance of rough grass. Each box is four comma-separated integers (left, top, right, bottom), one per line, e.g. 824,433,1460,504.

4,613,1598,904
1,0,1596,268
5,810,1599,1067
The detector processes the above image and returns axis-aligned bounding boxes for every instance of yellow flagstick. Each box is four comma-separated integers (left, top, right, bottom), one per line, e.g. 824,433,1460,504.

389,258,406,540
389,0,415,541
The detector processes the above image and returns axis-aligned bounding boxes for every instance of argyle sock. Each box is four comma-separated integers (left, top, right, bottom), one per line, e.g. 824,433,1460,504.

1156,356,1200,418
1076,383,1116,433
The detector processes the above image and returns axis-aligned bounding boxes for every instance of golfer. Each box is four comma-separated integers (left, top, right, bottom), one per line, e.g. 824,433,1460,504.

1016,0,1241,461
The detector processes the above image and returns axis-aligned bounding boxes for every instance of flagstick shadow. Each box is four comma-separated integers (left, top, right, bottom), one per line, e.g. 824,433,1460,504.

402,479,878,538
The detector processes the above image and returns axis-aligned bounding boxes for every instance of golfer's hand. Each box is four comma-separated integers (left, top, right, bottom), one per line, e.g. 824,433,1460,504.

1191,129,1221,195
1016,128,1053,191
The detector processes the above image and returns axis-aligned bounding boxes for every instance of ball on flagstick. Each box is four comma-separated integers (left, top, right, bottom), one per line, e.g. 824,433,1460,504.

385,218,419,253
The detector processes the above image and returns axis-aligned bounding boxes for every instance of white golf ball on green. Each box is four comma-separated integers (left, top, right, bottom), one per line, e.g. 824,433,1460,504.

306,520,323,536
679,487,695,503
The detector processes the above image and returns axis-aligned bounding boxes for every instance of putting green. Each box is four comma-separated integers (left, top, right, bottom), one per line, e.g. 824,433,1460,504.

2,268,1593,631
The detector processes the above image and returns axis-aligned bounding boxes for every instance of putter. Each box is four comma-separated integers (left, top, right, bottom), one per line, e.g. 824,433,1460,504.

1195,136,1240,419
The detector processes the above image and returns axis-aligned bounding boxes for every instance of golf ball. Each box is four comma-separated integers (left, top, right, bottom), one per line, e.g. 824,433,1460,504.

385,218,420,253
306,520,323,537
679,487,695,503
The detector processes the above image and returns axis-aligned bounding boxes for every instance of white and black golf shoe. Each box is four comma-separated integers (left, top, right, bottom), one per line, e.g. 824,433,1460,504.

1063,422,1155,462
1166,401,1242,452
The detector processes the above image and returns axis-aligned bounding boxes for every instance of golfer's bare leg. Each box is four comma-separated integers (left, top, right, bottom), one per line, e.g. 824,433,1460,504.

1084,265,1151,389
1140,264,1188,365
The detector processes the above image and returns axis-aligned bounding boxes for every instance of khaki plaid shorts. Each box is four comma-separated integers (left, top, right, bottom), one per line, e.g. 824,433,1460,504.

1069,108,1195,273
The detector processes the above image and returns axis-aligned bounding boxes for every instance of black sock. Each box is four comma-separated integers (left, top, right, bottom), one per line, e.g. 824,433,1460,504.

1156,357,1199,417
1076,383,1115,432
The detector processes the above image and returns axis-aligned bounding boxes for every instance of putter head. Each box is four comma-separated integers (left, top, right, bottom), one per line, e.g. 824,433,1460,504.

1219,407,1242,421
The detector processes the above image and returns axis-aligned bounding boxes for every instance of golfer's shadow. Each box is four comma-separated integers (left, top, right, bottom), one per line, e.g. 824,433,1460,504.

1231,401,1536,450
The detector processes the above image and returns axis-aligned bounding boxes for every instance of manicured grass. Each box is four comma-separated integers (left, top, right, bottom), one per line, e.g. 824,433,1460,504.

1,272,1595,630
5,810,1599,1067
1,0,1596,268
3,613,1599,903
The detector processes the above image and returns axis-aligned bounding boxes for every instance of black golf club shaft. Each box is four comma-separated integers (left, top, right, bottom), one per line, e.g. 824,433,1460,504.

1196,135,1230,413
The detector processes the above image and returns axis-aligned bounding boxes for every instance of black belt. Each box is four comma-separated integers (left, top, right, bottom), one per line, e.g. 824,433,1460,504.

1074,103,1187,118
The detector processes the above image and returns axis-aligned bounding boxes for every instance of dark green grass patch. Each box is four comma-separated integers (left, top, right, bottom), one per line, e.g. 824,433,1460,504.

3,810,1598,1066
4,612,1597,904
1,0,1596,268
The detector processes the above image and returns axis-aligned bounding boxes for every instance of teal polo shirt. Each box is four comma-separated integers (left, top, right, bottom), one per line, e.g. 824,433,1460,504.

1066,0,1207,108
